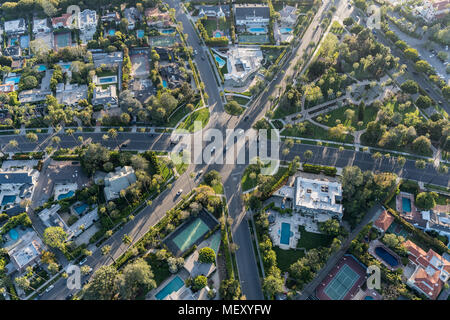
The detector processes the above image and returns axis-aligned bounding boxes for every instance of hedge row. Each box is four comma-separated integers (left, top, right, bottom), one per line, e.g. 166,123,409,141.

302,163,337,176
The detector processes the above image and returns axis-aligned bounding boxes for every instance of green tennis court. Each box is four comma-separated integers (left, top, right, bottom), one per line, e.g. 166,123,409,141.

323,264,360,300
173,217,210,252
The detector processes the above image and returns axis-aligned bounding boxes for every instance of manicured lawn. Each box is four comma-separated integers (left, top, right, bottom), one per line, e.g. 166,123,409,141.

226,95,250,106
241,164,260,192
296,226,332,250
177,108,210,132
330,21,344,34
314,104,377,129
281,120,354,143
202,18,231,37
145,253,171,286
166,105,190,128
274,247,305,273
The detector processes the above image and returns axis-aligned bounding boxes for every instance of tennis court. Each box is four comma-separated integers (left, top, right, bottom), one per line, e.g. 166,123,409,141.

54,32,71,49
323,264,360,300
150,36,179,47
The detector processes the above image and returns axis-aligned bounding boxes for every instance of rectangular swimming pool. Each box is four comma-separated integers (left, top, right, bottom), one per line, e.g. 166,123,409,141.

1,195,16,205
155,276,184,300
280,222,291,245
402,197,412,213
173,218,210,252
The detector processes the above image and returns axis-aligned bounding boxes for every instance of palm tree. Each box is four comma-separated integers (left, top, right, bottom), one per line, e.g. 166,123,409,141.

108,128,119,150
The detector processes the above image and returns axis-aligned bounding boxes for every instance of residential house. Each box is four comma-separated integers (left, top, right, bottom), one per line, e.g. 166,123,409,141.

197,5,230,18
4,19,26,35
224,47,263,86
103,166,137,201
422,210,450,239
160,63,186,89
0,171,37,207
272,176,343,221
3,46,21,59
33,18,51,34
51,13,73,29
69,207,99,238
101,12,121,24
145,7,173,28
0,83,15,94
279,5,298,26
7,231,44,272
18,89,52,104
413,0,450,22
124,7,141,30
234,4,270,26
403,240,450,299
92,85,118,107
78,9,98,30
38,204,69,231
373,210,394,233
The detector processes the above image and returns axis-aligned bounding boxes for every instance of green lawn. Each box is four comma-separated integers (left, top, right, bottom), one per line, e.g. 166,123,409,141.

226,95,250,106
281,121,354,143
166,105,190,128
296,226,333,250
274,247,305,273
241,164,260,192
177,108,210,132
202,18,231,37
144,253,171,286
314,104,378,129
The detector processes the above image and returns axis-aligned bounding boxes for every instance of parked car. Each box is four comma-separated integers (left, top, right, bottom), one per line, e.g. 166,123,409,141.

45,285,54,292
176,189,183,196
79,258,87,266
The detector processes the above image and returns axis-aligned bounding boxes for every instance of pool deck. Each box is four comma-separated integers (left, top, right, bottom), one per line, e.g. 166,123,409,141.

395,192,427,228
368,240,402,271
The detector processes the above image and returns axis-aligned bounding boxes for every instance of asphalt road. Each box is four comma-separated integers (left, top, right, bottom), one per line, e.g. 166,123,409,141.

25,0,449,300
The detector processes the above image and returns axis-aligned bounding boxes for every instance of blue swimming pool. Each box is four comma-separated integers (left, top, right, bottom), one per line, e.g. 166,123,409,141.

10,37,17,46
36,65,47,72
2,195,16,205
162,80,168,88
99,77,116,84
61,63,71,70
364,295,374,300
248,27,266,33
214,54,226,68
402,197,412,213
280,27,293,34
108,29,116,36
375,246,399,268
161,29,175,34
280,222,291,245
58,190,75,200
137,29,145,38
155,276,184,300
214,31,223,38
74,203,88,215
9,228,19,241
5,76,21,84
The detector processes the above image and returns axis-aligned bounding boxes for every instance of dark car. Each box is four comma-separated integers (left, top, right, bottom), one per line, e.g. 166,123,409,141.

244,115,249,121
66,294,73,300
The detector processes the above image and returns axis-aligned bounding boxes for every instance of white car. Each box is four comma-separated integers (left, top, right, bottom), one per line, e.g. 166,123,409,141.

79,258,87,266
45,285,54,292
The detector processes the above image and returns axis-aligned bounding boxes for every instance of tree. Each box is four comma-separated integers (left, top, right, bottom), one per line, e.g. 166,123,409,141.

26,132,38,143
303,150,313,162
415,60,433,74
118,258,156,299
412,136,431,155
415,95,432,109
224,100,244,115
83,265,119,300
262,275,283,298
400,80,418,94
404,48,419,61
219,278,242,300
80,265,92,275
47,262,60,274
319,219,341,237
198,247,216,264
192,275,207,291
415,192,437,210
203,170,221,187
43,227,68,251
343,17,354,26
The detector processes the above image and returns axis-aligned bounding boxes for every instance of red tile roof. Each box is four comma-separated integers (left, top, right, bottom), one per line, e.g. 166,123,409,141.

374,210,394,232
402,240,450,299
51,13,72,27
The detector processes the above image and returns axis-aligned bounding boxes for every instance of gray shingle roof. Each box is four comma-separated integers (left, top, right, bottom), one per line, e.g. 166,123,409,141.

0,173,32,184
235,6,270,20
